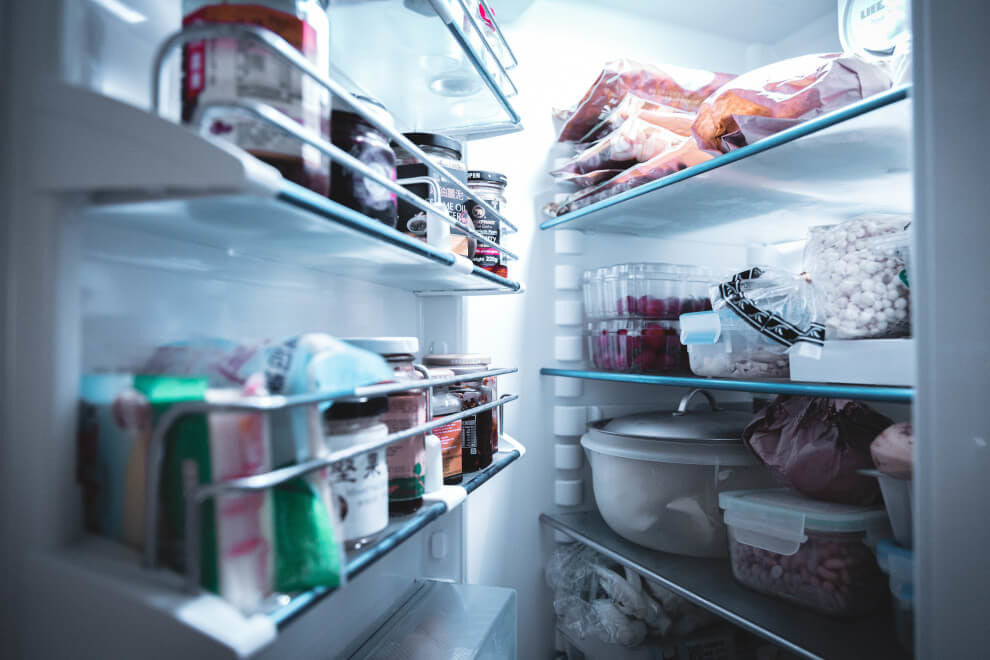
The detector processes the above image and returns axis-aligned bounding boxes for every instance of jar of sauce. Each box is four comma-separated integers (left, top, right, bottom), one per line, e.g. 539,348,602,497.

466,169,508,279
330,96,398,227
426,368,464,485
423,354,496,472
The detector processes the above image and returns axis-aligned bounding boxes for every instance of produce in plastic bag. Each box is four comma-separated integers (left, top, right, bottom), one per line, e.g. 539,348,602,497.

742,396,893,505
553,168,622,189
553,118,688,178
692,53,892,153
871,421,913,479
803,215,911,339
547,139,712,216
555,59,735,142
580,92,696,143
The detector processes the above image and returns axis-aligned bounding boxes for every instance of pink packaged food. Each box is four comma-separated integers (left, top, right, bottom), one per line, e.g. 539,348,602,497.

553,169,622,189
692,53,892,153
580,92,697,143
556,59,735,142
553,118,687,178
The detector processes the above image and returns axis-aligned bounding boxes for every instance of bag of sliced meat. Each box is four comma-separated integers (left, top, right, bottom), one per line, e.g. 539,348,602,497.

742,396,893,505
556,59,735,142
547,139,712,216
692,53,892,153
580,92,696,143
553,118,687,178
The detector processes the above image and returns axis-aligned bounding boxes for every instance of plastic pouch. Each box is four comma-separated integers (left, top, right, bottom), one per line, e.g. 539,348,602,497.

580,92,696,143
553,118,687,178
692,53,892,153
742,396,893,505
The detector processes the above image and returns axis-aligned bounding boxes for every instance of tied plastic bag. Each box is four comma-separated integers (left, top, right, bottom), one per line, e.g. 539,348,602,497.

742,396,893,505
580,92,696,143
692,53,892,153
555,59,735,142
552,118,688,178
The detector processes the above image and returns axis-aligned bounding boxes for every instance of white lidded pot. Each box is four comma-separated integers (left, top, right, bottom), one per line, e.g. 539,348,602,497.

580,389,775,558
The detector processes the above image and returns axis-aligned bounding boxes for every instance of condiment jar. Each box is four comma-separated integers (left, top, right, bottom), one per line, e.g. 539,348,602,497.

330,96,397,227
426,367,464,485
342,337,426,515
466,170,508,279
423,354,496,472
322,395,389,549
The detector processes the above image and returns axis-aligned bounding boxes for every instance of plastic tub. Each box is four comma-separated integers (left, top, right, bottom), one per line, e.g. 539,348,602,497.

581,391,776,557
720,489,891,617
876,540,914,653
681,310,791,378
609,319,685,374
862,469,913,548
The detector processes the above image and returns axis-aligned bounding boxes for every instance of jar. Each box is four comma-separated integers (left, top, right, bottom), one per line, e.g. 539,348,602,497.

322,395,389,549
330,96,398,227
427,368,464,485
466,170,508,279
423,354,496,472
393,133,475,257
181,0,331,196
342,337,426,515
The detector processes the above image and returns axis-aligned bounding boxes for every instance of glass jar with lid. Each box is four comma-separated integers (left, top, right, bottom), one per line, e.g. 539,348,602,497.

423,354,496,472
181,0,331,196
341,337,426,515
425,367,464,485
322,395,389,549
330,95,398,227
466,170,508,279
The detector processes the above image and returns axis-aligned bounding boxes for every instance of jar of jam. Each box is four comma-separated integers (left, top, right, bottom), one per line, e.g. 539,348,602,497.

426,367,464,485
423,354,496,472
466,170,508,279
342,337,426,515
330,96,398,227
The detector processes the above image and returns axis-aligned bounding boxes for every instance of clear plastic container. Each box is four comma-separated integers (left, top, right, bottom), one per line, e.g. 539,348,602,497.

876,540,914,653
586,262,714,320
862,469,913,548
720,489,891,617
585,319,687,374
681,311,791,379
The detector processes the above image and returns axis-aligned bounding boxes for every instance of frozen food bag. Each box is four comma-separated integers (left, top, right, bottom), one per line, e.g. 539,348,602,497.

553,168,622,189
579,92,696,143
556,59,735,142
742,396,893,505
552,118,687,177
547,139,712,216
692,53,892,153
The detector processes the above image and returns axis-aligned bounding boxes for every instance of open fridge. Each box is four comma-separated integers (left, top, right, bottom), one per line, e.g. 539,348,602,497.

1,0,987,658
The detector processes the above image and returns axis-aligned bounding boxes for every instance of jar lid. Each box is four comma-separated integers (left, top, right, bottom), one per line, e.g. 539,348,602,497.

424,367,455,379
324,395,389,420
423,353,491,367
341,337,420,356
400,132,463,160
467,170,508,186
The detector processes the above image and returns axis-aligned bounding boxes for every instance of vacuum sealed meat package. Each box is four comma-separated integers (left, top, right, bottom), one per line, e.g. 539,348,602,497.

692,53,892,153
556,59,735,142
742,396,893,505
552,118,687,177
580,92,697,143
553,169,622,189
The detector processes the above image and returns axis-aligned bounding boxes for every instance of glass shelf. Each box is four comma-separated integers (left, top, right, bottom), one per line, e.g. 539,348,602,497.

541,510,908,660
329,0,521,139
540,86,911,246
83,178,522,295
540,368,914,403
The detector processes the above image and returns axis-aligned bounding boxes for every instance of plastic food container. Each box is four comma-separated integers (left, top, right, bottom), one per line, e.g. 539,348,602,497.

589,263,712,319
862,469,913,548
876,540,914,653
720,489,891,616
581,390,776,557
586,319,687,374
680,311,791,379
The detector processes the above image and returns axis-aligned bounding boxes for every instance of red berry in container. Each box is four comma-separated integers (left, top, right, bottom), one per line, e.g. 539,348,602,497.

664,297,682,320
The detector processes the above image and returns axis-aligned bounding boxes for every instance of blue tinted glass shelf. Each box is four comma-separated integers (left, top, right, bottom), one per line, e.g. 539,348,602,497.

541,368,913,403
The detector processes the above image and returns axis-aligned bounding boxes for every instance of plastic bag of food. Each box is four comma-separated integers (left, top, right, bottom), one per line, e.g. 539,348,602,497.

871,421,913,479
803,215,911,339
553,118,687,177
553,168,622,189
692,53,892,153
556,59,735,142
742,396,893,505
547,139,712,216
580,92,696,143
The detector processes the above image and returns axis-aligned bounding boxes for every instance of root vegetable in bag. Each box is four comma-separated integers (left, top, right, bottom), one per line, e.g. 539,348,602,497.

556,59,735,142
692,53,892,153
580,92,697,143
553,118,688,177
742,396,892,505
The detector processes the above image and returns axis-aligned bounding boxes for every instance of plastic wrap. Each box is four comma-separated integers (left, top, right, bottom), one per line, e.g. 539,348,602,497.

553,119,687,178
742,396,893,505
871,421,913,479
580,92,696,143
555,59,735,142
553,168,622,189
691,53,892,153
803,215,911,339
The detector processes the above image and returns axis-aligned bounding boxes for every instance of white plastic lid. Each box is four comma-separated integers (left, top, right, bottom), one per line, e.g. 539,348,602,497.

720,488,890,556
340,337,419,355
680,311,721,344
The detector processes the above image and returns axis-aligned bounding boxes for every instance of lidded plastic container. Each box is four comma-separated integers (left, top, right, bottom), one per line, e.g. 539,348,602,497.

580,390,776,558
680,310,791,378
876,539,914,653
719,489,890,616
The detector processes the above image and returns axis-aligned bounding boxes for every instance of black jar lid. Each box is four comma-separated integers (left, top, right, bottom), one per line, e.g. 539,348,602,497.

324,395,389,421
334,94,394,130
399,132,463,160
467,170,508,186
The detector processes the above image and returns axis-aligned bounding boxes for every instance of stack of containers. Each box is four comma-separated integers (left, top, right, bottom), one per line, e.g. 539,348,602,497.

583,263,712,374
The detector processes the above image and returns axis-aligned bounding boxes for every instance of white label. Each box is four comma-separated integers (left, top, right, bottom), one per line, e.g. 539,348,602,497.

328,448,388,542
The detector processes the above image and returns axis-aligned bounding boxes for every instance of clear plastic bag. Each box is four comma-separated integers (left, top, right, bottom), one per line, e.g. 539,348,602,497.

742,396,893,505
555,59,735,142
580,92,696,143
803,215,911,339
692,53,892,153
553,118,687,178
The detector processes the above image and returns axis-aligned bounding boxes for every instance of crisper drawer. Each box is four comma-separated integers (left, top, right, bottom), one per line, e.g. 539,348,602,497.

350,580,517,660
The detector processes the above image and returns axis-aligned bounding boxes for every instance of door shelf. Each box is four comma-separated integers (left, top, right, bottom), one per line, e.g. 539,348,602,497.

541,510,908,660
540,86,911,246
540,368,914,403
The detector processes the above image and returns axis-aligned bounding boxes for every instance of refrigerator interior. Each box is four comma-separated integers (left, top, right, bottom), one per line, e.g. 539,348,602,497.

2,0,987,658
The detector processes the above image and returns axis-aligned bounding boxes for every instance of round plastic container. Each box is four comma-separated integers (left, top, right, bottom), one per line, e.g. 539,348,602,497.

719,489,891,617
581,390,776,557
680,310,791,379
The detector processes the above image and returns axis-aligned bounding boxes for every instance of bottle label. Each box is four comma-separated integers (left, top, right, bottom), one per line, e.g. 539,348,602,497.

396,164,473,256
467,198,501,269
327,448,388,541
383,393,426,501
462,415,478,456
433,418,462,478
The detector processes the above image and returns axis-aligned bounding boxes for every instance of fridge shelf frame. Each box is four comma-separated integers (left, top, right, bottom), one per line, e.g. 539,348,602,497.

541,510,908,660
540,368,914,403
